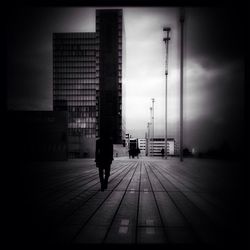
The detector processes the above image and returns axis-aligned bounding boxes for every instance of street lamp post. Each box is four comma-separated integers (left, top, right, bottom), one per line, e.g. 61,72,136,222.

147,122,151,157
180,8,185,162
149,106,152,156
163,27,171,159
151,98,155,157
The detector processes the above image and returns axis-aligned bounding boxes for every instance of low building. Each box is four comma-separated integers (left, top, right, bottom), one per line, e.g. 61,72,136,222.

138,138,146,156
125,133,130,148
146,137,177,157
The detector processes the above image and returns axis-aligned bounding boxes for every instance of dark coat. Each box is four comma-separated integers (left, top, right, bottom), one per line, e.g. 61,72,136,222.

95,138,113,168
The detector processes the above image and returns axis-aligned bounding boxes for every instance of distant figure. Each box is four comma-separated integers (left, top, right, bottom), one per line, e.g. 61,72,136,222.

95,137,113,191
136,148,141,159
128,149,132,158
131,148,135,158
161,148,165,158
129,148,135,158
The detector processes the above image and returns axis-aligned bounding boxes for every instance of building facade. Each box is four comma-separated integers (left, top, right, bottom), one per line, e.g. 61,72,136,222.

53,9,124,158
138,138,146,156
53,32,97,158
96,9,123,144
146,137,177,157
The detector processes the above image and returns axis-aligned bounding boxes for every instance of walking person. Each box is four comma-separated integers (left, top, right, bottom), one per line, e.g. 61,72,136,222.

161,148,165,158
128,149,132,158
95,137,113,191
136,148,141,159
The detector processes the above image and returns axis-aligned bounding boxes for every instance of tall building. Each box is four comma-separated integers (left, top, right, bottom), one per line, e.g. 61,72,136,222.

96,9,123,144
53,9,124,158
53,32,97,158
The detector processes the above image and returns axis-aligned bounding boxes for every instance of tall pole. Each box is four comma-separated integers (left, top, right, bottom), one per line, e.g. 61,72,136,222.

163,27,171,159
150,107,152,157
151,98,155,157
147,122,151,157
180,8,185,162
128,134,130,151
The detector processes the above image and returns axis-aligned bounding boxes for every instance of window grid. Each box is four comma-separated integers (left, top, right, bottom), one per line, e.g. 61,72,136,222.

53,33,97,138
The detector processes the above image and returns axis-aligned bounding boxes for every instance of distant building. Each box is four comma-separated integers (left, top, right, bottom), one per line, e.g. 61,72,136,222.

138,138,146,156
7,111,68,161
168,138,175,155
146,137,177,157
53,9,124,158
128,138,138,149
125,133,130,147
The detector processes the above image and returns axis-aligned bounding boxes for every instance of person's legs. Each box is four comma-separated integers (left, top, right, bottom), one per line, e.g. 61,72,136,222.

98,167,105,191
104,164,111,189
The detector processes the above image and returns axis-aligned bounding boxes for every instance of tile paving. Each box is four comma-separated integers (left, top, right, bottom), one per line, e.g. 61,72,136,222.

11,157,246,247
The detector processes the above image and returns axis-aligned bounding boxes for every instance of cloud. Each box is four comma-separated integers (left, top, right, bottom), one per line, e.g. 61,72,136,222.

184,59,244,119
185,7,244,67
181,56,244,150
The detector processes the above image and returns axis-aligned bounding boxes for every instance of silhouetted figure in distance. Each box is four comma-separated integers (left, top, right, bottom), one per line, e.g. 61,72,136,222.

136,148,140,158
95,137,113,191
131,148,134,158
128,149,132,158
161,148,165,158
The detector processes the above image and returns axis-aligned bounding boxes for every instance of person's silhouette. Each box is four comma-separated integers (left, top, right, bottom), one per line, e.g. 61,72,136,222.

136,148,140,159
161,148,165,158
95,137,113,191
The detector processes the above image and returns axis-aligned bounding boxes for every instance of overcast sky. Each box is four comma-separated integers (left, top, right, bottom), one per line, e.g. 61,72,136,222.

7,6,245,152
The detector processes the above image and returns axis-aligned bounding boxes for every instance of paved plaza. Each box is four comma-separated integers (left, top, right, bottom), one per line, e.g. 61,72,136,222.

10,157,246,247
